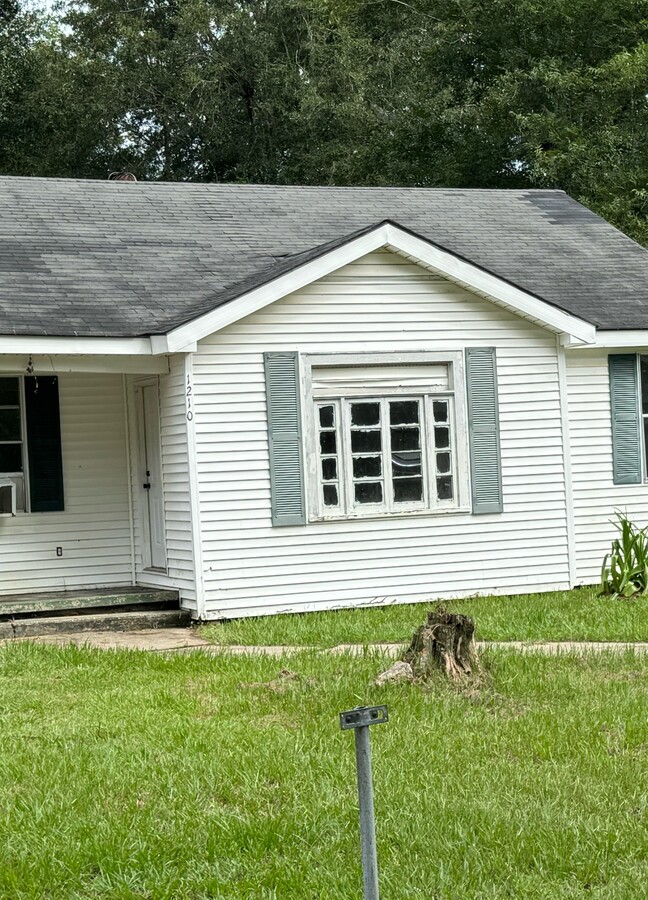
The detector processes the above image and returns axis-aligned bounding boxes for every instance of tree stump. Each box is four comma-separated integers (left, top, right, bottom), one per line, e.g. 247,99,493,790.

403,609,478,681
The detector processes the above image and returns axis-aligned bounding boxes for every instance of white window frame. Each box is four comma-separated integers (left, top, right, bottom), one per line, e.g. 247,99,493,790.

0,376,30,513
301,352,471,522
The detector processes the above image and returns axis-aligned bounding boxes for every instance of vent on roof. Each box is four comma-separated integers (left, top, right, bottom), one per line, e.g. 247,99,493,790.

108,172,138,182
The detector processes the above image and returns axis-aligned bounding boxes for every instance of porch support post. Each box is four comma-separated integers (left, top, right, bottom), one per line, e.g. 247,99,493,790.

122,374,137,586
184,353,206,618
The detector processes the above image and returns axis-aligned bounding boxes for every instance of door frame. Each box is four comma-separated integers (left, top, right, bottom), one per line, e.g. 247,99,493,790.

134,376,167,572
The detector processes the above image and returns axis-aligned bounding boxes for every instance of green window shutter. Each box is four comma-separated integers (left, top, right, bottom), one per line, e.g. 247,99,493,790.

264,352,306,526
609,354,642,484
465,348,503,514
25,376,64,512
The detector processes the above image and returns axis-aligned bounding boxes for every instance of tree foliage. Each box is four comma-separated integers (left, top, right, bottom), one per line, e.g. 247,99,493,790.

2,0,648,241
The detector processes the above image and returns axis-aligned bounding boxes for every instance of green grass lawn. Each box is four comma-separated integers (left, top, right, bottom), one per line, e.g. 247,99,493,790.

0,642,646,898
200,587,648,648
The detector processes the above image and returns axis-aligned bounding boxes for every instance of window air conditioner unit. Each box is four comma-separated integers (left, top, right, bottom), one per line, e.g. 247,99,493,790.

0,479,16,516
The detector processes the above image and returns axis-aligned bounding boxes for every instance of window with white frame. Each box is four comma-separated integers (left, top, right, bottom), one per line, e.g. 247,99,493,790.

0,377,26,511
308,359,465,519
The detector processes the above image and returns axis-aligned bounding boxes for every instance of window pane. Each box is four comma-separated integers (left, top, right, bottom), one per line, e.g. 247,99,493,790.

434,426,450,449
436,451,451,474
437,476,453,501
351,402,380,427
319,405,335,429
0,378,19,407
323,484,339,507
389,400,419,426
351,429,382,453
392,451,422,477
354,481,383,504
0,444,22,472
394,477,423,502
320,431,337,454
321,458,337,481
390,427,420,452
433,400,448,422
353,455,382,479
0,410,21,441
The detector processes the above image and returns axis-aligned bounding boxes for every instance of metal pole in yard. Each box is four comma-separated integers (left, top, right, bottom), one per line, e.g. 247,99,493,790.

339,705,388,900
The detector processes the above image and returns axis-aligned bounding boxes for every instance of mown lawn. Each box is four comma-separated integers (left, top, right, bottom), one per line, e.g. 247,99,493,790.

0,642,646,898
200,587,648,647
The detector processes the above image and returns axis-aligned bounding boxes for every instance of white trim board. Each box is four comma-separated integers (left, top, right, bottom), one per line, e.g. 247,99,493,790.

165,223,597,349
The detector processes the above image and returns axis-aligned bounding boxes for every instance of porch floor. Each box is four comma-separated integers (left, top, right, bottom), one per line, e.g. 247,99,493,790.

0,586,180,618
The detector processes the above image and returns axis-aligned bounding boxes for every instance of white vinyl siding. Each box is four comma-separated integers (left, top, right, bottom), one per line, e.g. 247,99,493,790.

0,374,132,594
567,349,648,582
193,249,570,619
129,359,196,609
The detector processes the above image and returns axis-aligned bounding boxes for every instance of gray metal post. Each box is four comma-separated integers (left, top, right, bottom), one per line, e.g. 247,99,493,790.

339,705,388,900
354,724,379,900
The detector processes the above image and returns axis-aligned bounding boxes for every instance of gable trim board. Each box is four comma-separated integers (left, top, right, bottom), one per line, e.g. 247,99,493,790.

166,223,596,350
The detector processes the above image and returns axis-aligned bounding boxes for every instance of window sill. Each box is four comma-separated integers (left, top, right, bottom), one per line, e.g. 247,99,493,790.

309,505,472,524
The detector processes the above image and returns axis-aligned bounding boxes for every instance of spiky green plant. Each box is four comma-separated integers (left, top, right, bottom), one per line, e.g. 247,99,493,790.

601,512,648,598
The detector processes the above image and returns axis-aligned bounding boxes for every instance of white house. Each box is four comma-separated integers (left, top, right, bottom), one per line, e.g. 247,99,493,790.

1,177,647,620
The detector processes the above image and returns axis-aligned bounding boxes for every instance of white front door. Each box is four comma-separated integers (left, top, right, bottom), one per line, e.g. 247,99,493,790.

137,381,167,570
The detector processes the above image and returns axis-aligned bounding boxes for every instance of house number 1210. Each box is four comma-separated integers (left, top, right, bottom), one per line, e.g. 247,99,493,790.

186,374,194,422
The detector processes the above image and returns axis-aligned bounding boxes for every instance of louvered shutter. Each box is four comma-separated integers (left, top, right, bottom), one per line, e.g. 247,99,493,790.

609,354,642,484
465,348,503,514
25,376,64,512
264,352,306,526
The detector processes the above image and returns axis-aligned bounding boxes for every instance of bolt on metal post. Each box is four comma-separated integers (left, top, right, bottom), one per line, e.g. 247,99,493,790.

340,705,389,900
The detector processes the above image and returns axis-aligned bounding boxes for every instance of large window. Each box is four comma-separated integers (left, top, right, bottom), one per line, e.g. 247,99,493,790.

306,356,467,520
0,375,64,514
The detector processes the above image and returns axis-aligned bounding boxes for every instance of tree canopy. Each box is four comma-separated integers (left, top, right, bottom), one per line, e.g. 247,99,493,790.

2,0,648,242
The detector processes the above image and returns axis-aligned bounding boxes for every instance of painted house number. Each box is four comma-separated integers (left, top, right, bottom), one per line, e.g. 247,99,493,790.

186,373,194,422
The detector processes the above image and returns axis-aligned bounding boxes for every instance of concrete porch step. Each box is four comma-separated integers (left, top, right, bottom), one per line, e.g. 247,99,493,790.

0,587,180,618
0,608,191,639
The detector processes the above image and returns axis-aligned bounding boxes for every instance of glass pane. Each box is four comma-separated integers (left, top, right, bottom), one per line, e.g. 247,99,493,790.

0,378,19,407
436,451,451,474
433,400,448,422
320,431,337,455
351,402,380,427
390,427,420,452
394,477,423,502
319,405,335,429
0,410,21,441
392,451,422,477
353,455,382,479
434,426,450,449
354,481,383,504
323,484,338,507
0,444,22,472
351,429,382,453
321,457,337,481
389,400,419,426
437,476,453,501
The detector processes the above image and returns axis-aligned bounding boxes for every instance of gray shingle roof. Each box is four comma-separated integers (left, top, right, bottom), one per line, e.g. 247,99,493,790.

1,176,647,337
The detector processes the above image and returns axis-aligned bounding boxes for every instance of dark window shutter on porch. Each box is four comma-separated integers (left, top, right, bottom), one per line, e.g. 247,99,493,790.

25,376,64,512
609,354,642,484
264,352,306,526
465,347,503,514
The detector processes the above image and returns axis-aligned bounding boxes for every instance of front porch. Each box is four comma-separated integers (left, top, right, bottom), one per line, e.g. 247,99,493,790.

0,586,189,638
0,355,196,614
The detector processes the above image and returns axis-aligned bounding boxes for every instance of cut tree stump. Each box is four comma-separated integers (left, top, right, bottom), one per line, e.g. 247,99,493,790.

376,609,479,684
405,609,478,680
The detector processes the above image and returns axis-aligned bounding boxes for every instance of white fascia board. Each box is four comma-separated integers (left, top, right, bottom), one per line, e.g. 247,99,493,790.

0,336,155,355
571,330,648,349
384,225,596,344
165,222,596,349
0,354,169,375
